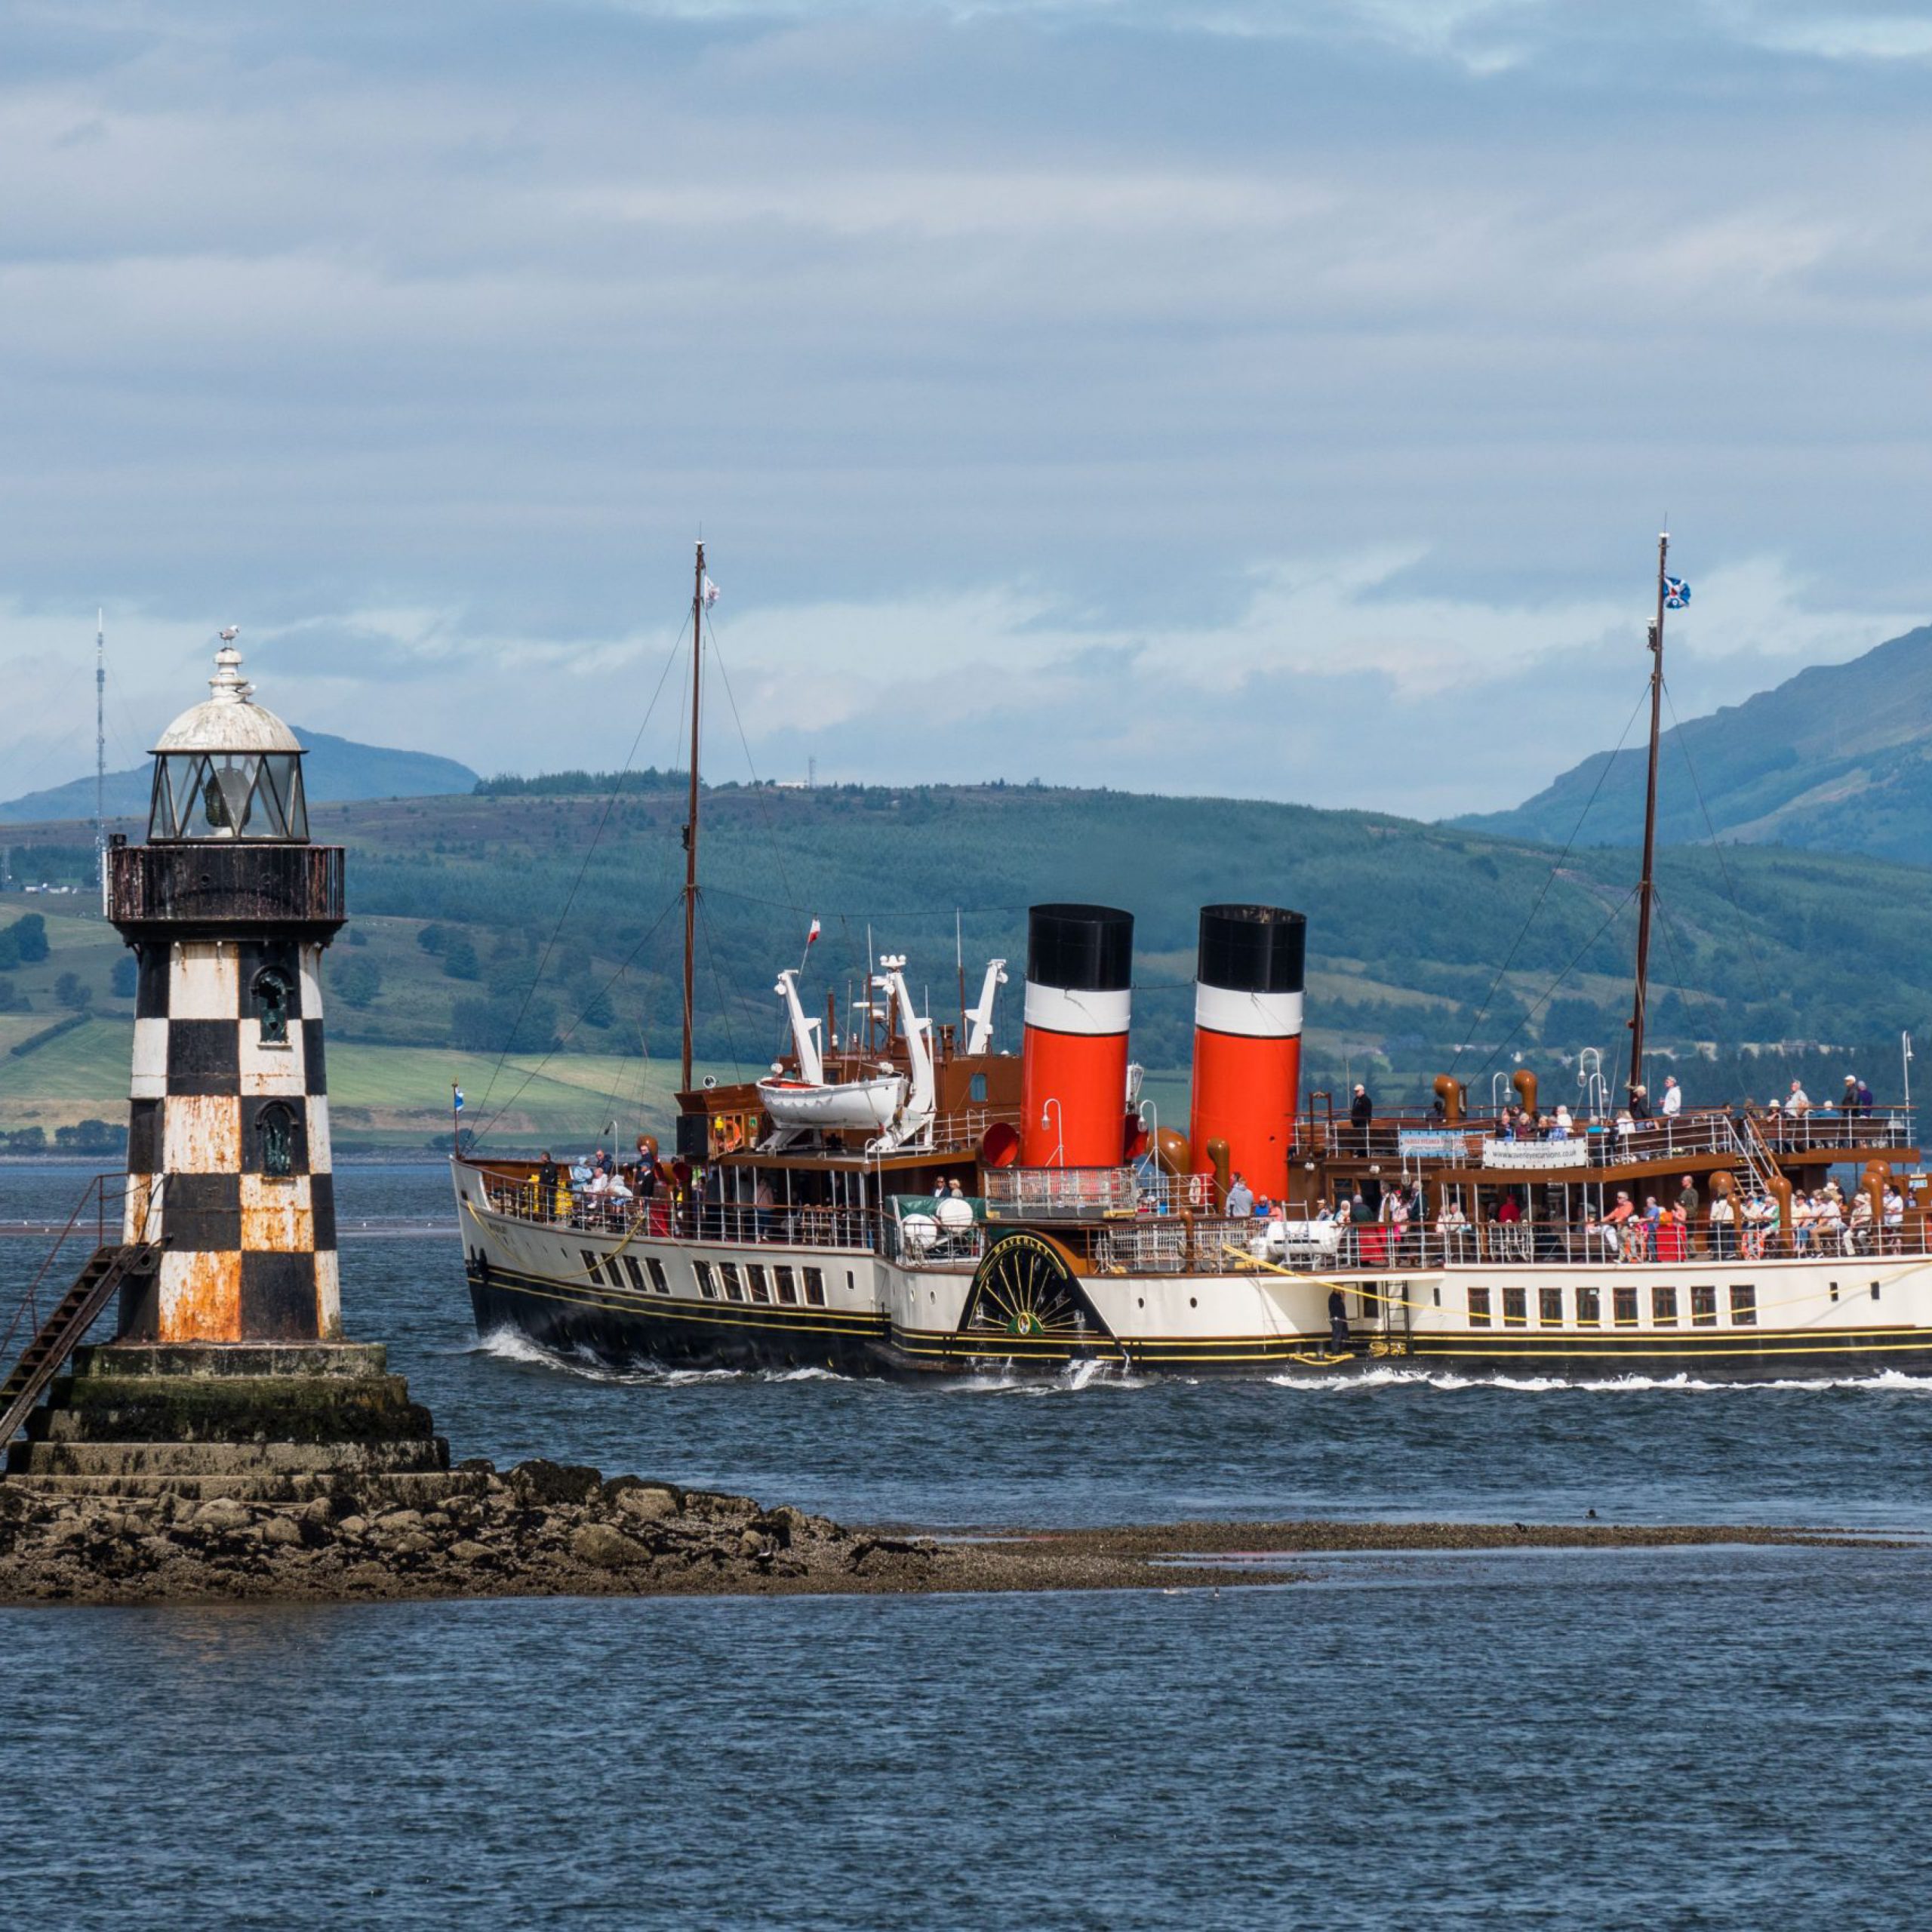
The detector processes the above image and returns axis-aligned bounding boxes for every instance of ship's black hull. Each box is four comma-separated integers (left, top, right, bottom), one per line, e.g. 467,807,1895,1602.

468,1274,893,1377
468,1272,1932,1381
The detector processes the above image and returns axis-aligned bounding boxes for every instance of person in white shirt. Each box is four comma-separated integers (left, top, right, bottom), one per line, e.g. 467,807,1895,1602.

1709,1187,1736,1260
1660,1075,1683,1118
1552,1103,1573,1137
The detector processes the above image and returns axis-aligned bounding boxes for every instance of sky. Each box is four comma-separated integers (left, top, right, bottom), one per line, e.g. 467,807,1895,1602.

2,0,1930,817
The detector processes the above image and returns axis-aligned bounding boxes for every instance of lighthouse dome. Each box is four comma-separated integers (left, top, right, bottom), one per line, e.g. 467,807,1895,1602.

154,639,303,755
147,635,309,841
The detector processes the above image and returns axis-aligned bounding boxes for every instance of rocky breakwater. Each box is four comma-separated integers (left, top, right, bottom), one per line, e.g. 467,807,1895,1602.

0,1460,940,1604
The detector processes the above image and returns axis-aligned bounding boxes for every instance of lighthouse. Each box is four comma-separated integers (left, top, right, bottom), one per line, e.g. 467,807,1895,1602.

110,635,343,1343
0,633,454,1500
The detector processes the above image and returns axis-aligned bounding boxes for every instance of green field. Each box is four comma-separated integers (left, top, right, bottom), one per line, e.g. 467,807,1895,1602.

0,1015,755,1152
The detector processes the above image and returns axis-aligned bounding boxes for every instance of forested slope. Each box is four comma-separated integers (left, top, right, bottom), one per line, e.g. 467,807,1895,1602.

7,777,1930,1109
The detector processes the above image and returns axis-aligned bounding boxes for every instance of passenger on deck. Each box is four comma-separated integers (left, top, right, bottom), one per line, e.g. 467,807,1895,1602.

1385,1186,1411,1257
1709,1187,1736,1260
1655,1206,1687,1263
1551,1106,1573,1139
1676,1176,1701,1252
1629,1084,1652,1121
1661,1075,1683,1118
1787,1079,1813,1115
1792,1192,1817,1254
1436,1196,1472,1260
1885,1183,1906,1253
1349,1084,1374,1152
537,1151,560,1220
1818,1189,1848,1256
1614,1108,1636,1147
1226,1174,1255,1218
1848,1190,1875,1255
1604,1189,1637,1260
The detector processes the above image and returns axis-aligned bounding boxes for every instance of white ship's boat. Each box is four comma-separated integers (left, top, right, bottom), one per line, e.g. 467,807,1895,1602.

758,1073,905,1135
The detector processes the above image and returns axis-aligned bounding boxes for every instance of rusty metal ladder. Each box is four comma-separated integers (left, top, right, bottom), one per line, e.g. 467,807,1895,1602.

0,1243,158,1447
1,1174,161,1449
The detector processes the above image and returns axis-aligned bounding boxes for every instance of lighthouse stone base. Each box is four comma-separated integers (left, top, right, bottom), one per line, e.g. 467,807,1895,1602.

5,1343,460,1501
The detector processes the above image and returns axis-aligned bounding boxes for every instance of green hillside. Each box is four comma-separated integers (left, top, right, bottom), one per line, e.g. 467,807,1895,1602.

5,774,1932,1149
1458,622,1932,862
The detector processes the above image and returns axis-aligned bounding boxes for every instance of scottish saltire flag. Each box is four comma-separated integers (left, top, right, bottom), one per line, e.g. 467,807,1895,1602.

702,576,721,607
452,1086,465,1112
1663,576,1691,608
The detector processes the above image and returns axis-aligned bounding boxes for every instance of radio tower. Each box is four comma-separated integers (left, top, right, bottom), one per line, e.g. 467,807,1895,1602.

94,610,107,885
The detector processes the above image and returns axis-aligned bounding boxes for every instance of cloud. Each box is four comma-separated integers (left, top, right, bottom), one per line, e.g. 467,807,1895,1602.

11,543,1893,826
2,2,1930,823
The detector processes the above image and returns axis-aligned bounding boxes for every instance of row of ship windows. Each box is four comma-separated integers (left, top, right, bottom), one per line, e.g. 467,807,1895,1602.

1464,1284,1767,1328
581,1249,831,1308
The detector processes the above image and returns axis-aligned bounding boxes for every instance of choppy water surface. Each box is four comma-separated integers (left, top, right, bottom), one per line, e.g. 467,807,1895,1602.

5,1164,1932,1927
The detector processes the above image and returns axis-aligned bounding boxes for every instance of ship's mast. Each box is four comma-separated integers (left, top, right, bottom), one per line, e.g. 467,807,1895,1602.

1627,531,1670,1096
94,611,106,888
681,543,704,1093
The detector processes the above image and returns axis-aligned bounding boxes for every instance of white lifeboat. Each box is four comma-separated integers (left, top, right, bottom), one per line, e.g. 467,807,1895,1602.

757,1069,907,1134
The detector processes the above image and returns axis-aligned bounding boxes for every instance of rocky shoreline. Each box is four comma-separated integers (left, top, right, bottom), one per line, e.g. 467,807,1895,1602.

0,1465,1895,1607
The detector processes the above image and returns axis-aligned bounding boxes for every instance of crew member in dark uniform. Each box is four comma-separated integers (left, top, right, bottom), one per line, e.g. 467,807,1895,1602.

1327,1284,1350,1355
537,1150,560,1221
1349,1084,1374,1154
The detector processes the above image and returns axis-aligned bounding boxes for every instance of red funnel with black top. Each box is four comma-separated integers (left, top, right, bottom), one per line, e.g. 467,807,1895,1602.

1020,903,1134,1168
1188,903,1306,1203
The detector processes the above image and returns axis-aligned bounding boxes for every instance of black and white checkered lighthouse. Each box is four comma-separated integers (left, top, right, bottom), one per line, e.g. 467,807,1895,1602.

109,634,344,1344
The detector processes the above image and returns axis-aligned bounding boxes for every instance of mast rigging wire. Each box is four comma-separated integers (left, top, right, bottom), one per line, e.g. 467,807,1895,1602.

1661,679,1779,1015
472,620,691,1126
1447,681,1652,1081
471,888,687,1144
1463,885,1639,1093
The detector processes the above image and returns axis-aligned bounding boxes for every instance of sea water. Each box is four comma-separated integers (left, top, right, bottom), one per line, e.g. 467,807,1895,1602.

4,1164,1931,1927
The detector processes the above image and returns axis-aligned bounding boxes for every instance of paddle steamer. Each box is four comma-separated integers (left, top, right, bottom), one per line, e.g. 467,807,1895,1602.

452,540,1932,1377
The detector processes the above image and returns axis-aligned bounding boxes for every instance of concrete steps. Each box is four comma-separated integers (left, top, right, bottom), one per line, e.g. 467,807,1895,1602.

4,1339,455,1501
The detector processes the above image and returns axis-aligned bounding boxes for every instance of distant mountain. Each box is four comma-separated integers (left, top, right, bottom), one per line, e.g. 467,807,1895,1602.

0,731,479,824
1456,623,1932,863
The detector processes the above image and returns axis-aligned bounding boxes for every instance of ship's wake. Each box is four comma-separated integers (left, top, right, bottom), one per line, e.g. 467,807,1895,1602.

463,1326,844,1388
1265,1364,1932,1395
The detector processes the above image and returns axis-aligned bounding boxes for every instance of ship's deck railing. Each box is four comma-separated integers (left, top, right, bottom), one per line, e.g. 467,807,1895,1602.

1181,1213,1928,1275
982,1165,1143,1220
1303,1105,1915,1168
478,1178,881,1253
